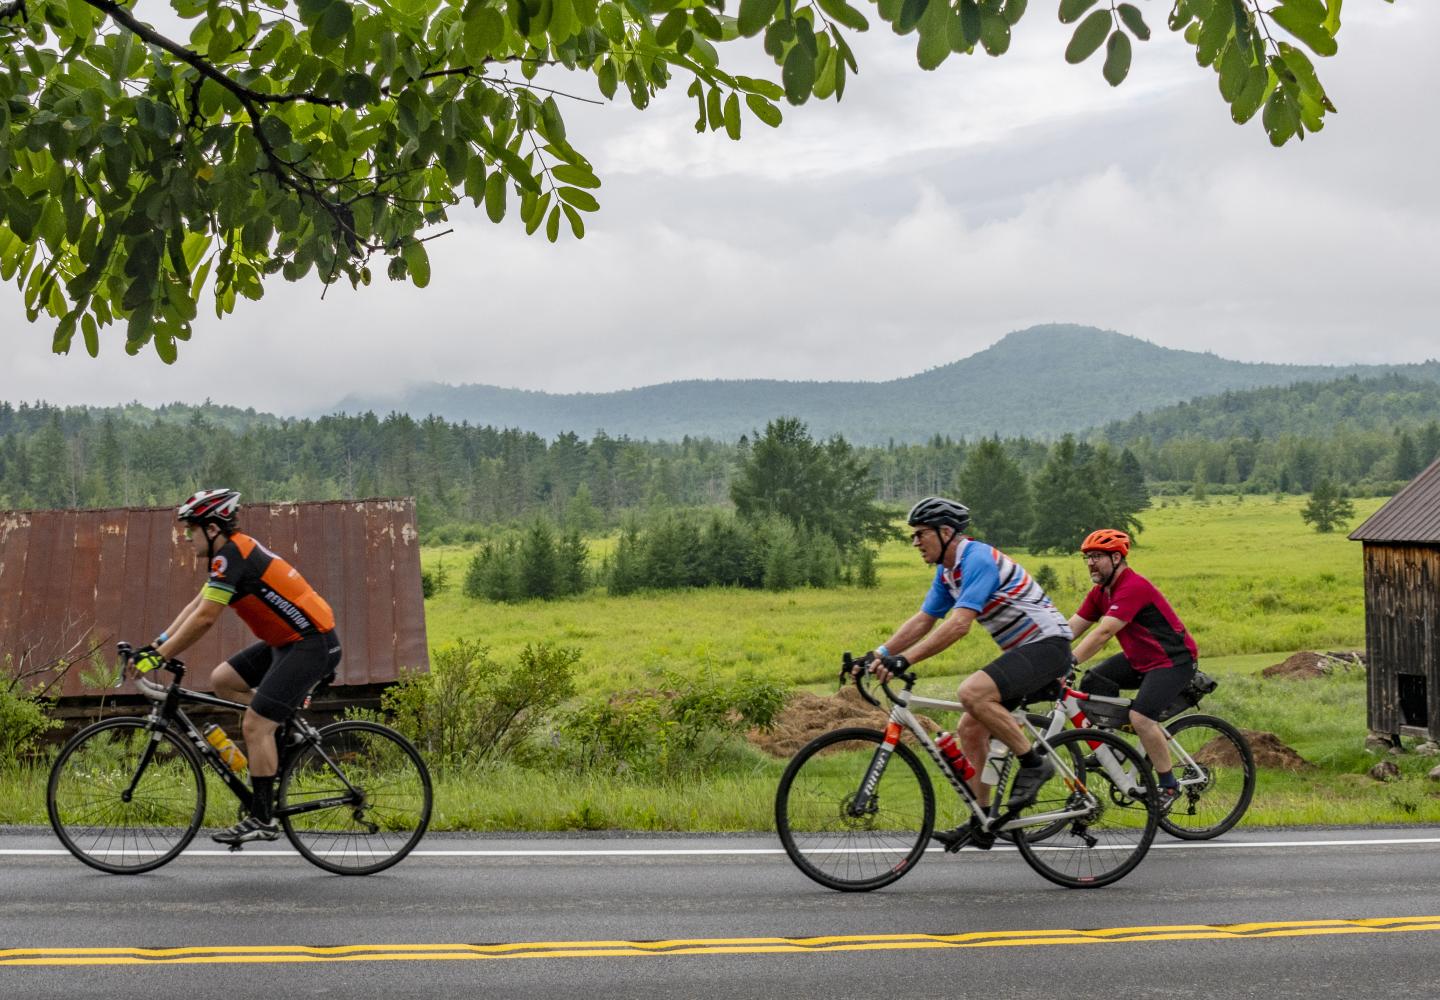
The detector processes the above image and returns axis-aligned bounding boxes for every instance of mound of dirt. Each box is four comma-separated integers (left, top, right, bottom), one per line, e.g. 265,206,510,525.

1262,651,1329,680
1199,729,1309,771
749,686,940,758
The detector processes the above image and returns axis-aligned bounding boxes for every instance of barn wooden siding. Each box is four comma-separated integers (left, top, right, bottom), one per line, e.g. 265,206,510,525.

0,498,428,699
1361,543,1439,740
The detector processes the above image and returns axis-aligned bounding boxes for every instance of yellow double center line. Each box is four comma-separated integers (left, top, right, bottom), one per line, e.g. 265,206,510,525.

4,916,1440,966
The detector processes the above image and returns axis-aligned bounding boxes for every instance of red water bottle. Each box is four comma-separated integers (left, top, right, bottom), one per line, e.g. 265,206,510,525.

936,731,975,781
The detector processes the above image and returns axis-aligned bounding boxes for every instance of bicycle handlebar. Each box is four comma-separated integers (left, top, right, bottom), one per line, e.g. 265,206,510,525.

114,641,184,687
839,651,916,708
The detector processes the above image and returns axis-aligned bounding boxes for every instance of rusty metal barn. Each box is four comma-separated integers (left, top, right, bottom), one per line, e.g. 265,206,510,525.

0,498,428,712
1349,458,1440,743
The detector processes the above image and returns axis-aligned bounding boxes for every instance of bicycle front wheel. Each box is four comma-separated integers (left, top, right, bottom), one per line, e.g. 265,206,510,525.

278,721,432,875
1010,729,1158,889
1161,714,1256,840
775,727,935,892
47,717,206,875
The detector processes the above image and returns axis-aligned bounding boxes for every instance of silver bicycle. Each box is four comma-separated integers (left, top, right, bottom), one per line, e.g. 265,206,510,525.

774,655,1160,891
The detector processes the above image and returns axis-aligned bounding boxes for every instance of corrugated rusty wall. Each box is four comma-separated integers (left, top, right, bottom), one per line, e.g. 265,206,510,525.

0,499,428,698
1362,543,1439,740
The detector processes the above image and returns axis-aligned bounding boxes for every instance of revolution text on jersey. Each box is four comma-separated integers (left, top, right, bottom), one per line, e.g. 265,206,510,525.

202,532,336,646
921,539,1073,649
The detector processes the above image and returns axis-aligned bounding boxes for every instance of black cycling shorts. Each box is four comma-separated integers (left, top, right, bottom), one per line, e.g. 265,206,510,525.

981,636,1073,710
226,631,342,723
1079,652,1197,721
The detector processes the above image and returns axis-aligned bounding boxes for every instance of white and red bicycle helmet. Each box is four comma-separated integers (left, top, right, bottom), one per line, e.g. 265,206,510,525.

177,488,241,531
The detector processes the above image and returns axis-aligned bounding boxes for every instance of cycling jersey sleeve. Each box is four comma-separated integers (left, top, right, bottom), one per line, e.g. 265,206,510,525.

202,542,244,605
920,566,951,618
954,544,1000,612
1075,585,1105,623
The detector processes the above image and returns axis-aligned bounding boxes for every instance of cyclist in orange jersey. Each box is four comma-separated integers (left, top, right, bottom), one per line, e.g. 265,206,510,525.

137,489,341,845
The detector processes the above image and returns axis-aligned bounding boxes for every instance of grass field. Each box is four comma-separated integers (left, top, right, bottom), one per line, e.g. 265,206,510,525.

419,494,1384,690
6,494,1439,831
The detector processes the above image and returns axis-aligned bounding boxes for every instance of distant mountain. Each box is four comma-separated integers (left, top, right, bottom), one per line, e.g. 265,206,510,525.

329,324,1440,444
1098,372,1440,446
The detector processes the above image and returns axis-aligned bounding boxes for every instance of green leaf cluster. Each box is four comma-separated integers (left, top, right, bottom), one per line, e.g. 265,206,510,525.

1170,0,1357,145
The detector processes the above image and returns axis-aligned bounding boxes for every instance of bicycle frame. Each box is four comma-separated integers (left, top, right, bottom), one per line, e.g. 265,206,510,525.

1035,681,1210,796
853,685,1097,836
134,670,364,823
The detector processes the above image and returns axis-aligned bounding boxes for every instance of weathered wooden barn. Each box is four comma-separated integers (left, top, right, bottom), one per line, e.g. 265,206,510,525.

0,498,428,718
1349,458,1440,743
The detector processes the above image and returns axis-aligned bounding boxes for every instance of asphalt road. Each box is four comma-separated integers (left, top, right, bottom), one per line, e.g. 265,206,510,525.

3,826,1439,999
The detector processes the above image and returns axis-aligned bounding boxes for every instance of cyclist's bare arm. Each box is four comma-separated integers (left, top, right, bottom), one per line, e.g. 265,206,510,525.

157,591,205,646
897,608,977,666
157,593,224,659
1071,615,1125,665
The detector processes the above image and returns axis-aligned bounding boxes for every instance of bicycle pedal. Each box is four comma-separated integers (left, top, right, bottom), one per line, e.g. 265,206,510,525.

227,843,244,853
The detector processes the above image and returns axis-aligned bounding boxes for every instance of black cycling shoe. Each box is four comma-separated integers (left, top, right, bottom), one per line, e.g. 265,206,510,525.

212,817,280,845
931,819,996,853
1006,756,1057,809
1157,785,1184,815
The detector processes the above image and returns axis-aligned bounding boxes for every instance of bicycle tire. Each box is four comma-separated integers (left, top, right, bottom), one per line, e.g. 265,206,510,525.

775,727,935,892
278,720,432,875
1010,728,1158,889
47,717,206,875
1160,714,1256,840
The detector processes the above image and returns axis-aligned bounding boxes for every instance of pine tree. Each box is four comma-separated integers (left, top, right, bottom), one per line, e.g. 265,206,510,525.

1394,431,1422,481
1300,478,1357,534
519,520,560,600
957,438,1031,548
1028,437,1094,553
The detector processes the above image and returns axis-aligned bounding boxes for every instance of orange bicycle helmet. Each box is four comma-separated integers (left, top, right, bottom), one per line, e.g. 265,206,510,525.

1080,528,1130,557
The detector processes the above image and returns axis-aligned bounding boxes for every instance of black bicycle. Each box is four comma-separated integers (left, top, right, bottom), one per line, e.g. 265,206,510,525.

47,643,432,876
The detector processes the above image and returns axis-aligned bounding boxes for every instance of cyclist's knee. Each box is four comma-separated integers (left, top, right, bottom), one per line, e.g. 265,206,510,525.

1128,709,1157,732
242,707,279,736
212,662,245,693
958,675,996,711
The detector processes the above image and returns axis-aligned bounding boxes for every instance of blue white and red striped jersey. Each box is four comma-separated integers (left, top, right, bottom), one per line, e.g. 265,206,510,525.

921,539,1073,650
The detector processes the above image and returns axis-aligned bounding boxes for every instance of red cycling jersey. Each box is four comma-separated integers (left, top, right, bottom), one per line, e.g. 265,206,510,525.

1075,567,1197,673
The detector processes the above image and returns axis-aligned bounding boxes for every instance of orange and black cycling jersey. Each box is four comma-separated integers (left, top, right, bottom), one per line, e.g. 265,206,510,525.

201,531,335,647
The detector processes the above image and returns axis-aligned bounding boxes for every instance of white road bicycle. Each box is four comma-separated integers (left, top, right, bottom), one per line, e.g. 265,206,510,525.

774,656,1160,891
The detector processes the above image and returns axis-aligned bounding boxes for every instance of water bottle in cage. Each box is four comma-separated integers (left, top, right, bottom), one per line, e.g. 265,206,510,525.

935,731,975,781
981,737,1008,786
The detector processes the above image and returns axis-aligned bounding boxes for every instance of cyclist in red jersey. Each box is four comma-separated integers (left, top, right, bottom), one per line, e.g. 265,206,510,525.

1067,528,1198,811
135,489,342,845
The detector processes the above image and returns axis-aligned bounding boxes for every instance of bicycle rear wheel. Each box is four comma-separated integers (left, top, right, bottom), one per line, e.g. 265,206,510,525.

278,721,432,875
1160,714,1255,840
775,727,934,892
1009,729,1158,889
47,717,206,874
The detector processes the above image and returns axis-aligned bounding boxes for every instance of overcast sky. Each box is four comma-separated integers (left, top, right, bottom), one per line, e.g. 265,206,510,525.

3,3,1435,415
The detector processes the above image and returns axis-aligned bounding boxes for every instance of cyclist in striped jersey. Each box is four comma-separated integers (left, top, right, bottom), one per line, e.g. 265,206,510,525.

865,497,1073,847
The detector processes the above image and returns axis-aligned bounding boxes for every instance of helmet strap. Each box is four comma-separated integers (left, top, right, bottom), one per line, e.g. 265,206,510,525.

1097,555,1122,589
939,525,960,567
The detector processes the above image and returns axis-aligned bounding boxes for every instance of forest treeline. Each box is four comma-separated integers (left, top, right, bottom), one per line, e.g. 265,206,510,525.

1,373,1437,544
